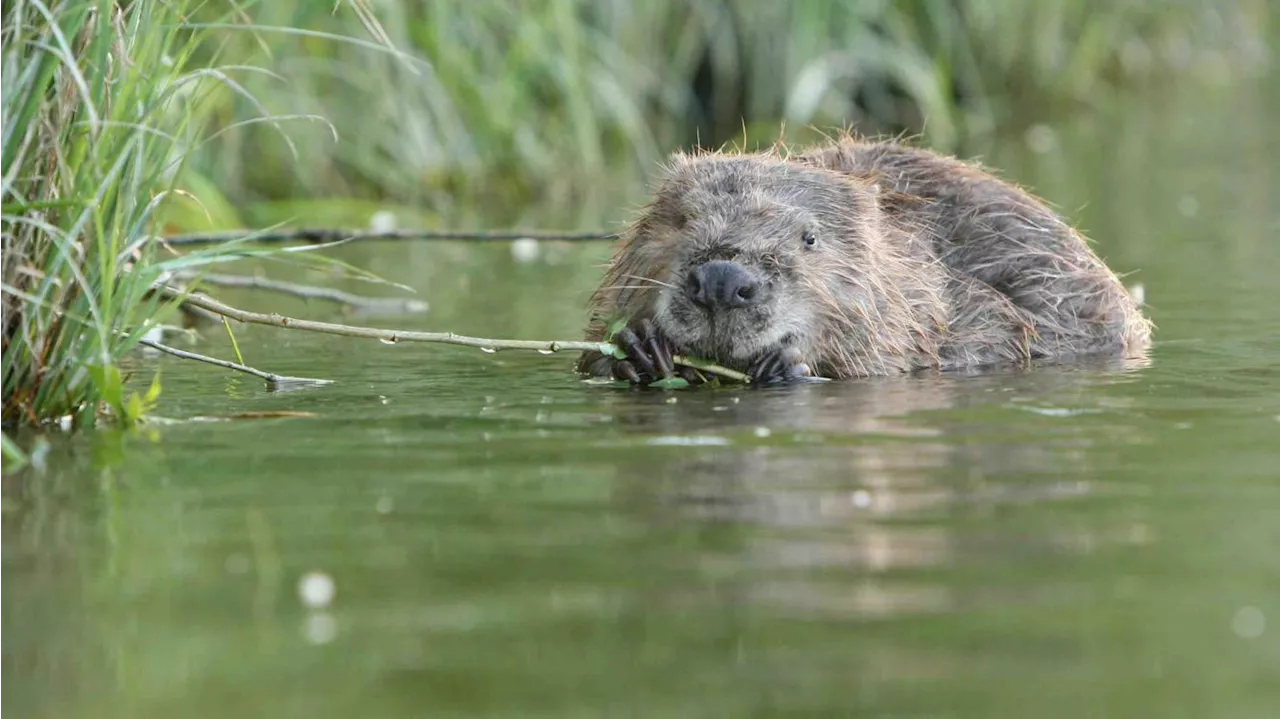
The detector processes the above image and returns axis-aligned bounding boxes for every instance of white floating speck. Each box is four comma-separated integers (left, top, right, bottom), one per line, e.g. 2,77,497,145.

852,490,873,509
140,325,166,345
1127,282,1145,307
369,210,397,233
298,571,336,609
304,612,338,645
647,436,730,446
1232,606,1266,639
511,237,540,263
1017,405,1101,417
376,495,394,515
753,427,771,438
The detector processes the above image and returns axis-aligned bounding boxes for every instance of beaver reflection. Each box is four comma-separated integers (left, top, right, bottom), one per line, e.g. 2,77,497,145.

602,356,1150,619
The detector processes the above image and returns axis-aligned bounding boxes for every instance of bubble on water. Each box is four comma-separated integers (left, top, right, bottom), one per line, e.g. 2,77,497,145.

537,349,555,355
648,435,730,446
140,324,166,346
379,337,399,345
376,495,394,515
852,490,873,509
304,612,338,645
298,571,335,609
753,427,771,438
1232,606,1266,639
511,237,540,263
369,210,397,233
480,347,497,354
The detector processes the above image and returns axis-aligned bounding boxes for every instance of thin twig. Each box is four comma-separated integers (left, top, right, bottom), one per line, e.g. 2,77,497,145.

160,286,752,383
136,337,333,390
145,284,223,325
161,228,620,247
172,271,429,314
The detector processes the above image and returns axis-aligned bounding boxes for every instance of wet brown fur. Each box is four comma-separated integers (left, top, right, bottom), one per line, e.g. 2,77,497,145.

577,134,1152,380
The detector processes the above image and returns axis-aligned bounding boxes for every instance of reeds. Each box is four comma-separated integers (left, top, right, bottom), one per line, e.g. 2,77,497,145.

0,0,305,429
191,0,1269,216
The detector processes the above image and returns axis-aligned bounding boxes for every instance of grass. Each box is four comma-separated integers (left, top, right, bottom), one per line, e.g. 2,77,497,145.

2,0,196,429
0,0,350,431
183,0,1270,224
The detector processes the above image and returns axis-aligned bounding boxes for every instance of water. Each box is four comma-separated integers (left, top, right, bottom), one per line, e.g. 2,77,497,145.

5,79,1279,718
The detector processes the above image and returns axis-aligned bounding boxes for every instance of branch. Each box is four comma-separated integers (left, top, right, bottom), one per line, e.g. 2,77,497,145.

171,271,428,315
137,337,333,390
161,227,619,247
159,286,752,383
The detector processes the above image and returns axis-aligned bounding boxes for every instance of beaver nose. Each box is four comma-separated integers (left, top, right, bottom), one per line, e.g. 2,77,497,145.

687,260,761,310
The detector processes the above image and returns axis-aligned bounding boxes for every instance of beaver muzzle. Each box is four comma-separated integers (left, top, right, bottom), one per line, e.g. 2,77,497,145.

685,260,765,311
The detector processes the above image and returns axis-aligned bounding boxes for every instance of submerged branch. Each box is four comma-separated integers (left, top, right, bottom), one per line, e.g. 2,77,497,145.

137,337,333,390
161,227,619,247
171,271,429,314
159,286,751,383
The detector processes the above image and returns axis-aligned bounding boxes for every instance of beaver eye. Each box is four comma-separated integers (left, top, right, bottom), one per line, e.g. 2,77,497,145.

801,230,817,249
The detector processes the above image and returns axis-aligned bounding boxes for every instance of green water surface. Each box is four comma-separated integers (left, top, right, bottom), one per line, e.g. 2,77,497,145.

4,78,1279,718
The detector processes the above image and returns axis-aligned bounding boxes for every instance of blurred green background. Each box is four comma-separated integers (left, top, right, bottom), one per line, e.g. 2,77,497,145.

175,0,1273,228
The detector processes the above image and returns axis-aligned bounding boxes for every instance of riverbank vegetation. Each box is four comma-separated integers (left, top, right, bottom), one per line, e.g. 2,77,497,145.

1,0,1271,435
191,0,1270,223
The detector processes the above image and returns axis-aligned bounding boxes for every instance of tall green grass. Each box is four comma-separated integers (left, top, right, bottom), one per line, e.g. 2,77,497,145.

187,0,1270,221
2,0,199,428
0,0,312,430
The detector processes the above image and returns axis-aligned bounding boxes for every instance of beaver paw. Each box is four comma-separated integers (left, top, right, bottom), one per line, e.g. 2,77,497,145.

610,319,691,386
748,347,812,384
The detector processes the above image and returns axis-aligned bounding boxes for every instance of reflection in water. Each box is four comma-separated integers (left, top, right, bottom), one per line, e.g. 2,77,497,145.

607,357,1156,622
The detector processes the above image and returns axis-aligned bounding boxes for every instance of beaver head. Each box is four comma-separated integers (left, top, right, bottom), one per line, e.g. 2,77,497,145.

602,151,894,371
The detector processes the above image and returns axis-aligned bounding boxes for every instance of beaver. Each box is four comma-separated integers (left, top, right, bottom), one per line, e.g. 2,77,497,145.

576,135,1152,384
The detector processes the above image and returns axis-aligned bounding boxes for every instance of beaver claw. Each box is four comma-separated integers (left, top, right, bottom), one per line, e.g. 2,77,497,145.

610,319,688,385
748,347,812,384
